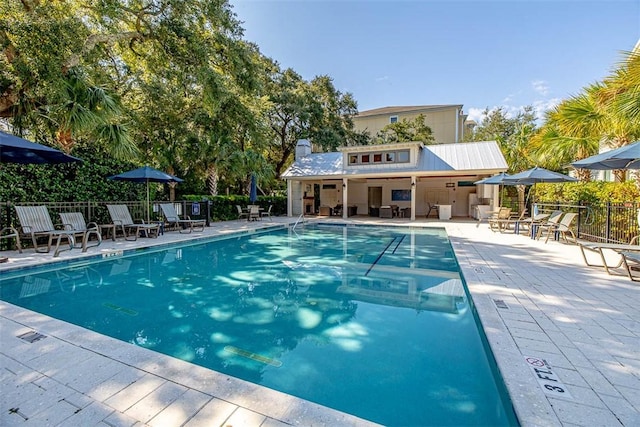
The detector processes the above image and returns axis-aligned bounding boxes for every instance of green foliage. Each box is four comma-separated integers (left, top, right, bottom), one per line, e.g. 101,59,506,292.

534,181,640,205
184,194,288,221
375,114,435,144
0,143,145,203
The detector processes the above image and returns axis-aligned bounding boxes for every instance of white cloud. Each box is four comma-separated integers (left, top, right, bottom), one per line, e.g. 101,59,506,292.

532,98,561,120
375,76,389,82
532,80,550,96
466,107,485,124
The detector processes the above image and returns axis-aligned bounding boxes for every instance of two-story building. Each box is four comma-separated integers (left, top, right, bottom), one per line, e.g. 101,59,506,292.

352,105,476,143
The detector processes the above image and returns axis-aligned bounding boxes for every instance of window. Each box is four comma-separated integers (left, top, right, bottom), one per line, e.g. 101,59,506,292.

390,116,398,124
347,149,411,166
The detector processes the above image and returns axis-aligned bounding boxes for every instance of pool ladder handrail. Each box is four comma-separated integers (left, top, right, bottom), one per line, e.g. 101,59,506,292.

292,212,305,231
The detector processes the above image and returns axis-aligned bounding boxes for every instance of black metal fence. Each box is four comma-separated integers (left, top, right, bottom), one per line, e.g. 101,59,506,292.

0,200,211,250
536,202,639,244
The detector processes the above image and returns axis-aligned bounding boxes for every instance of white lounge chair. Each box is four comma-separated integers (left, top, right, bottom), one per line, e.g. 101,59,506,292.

261,205,273,221
236,205,249,221
15,205,78,256
248,205,260,221
106,204,160,241
540,212,578,244
159,203,205,233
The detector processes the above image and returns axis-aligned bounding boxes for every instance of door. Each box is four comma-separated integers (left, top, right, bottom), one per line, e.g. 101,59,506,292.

368,187,382,216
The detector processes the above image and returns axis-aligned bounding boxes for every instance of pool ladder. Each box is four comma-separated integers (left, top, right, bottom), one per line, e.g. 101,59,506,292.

292,212,305,231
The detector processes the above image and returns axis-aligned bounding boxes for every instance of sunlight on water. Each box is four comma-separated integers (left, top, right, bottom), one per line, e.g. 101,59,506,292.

0,225,518,427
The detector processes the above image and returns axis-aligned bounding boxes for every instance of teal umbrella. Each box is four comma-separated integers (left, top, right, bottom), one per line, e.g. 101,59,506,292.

572,141,640,170
474,172,512,206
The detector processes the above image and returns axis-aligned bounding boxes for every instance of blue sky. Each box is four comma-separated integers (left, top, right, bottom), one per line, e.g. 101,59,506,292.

231,0,639,124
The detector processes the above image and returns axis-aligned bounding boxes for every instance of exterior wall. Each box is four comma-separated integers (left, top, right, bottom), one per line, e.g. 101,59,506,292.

352,107,462,143
287,176,496,218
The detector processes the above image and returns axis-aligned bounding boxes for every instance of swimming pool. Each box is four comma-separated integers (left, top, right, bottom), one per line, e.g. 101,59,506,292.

0,224,519,426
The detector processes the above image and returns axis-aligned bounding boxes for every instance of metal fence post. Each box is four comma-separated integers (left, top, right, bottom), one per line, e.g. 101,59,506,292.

605,202,612,243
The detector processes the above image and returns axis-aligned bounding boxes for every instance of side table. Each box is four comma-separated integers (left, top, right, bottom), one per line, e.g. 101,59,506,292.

99,224,117,241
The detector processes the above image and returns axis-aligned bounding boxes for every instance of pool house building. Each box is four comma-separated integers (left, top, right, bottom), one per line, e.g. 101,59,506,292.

282,139,509,220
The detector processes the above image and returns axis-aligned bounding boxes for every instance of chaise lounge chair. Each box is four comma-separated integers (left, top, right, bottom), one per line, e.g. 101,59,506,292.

620,251,640,282
534,210,563,240
59,212,102,251
539,212,578,244
106,204,160,241
159,203,206,233
15,205,79,257
579,236,639,275
488,207,512,231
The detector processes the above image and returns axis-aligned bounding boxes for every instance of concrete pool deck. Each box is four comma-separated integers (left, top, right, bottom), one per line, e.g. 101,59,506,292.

1,216,638,426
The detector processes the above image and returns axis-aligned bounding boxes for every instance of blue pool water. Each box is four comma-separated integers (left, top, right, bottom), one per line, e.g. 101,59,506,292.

0,224,518,426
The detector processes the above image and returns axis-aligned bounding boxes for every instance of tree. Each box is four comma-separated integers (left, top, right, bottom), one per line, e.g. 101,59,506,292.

466,107,538,212
375,114,434,144
1,1,136,157
263,67,357,178
536,50,640,183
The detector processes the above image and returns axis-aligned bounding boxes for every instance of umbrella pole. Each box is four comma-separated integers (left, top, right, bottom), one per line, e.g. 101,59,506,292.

146,179,150,223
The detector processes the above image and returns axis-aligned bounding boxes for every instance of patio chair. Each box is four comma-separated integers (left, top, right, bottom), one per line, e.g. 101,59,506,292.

1,225,22,253
159,203,205,233
426,202,439,218
534,210,563,240
236,205,249,221
488,207,512,231
578,236,639,275
106,204,160,241
497,210,528,233
620,251,640,282
14,205,78,257
59,212,102,252
248,205,260,221
540,212,578,244
261,205,273,221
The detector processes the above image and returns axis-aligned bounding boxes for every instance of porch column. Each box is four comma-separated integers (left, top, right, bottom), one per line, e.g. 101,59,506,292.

410,176,416,221
287,180,293,217
342,178,348,219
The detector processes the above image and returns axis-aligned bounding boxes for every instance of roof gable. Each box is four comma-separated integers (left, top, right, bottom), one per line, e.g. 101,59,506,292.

281,141,507,179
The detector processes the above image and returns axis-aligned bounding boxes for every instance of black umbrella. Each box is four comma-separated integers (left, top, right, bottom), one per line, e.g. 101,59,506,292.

108,166,184,222
0,131,82,164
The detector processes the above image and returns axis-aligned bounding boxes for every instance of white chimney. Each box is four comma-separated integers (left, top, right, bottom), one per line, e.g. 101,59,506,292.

295,139,312,160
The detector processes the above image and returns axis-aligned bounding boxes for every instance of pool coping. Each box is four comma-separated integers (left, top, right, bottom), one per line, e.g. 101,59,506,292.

5,216,634,426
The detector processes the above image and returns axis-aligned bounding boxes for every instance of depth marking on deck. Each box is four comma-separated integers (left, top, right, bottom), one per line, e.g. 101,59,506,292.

524,356,572,398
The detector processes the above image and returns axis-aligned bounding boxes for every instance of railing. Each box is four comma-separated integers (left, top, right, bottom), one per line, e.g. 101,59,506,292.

536,202,639,244
0,200,211,250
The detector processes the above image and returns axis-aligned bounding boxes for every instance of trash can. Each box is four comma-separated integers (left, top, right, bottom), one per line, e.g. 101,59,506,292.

438,204,451,220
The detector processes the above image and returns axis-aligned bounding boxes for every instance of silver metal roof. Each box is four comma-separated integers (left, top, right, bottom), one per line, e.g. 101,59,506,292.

281,141,507,179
